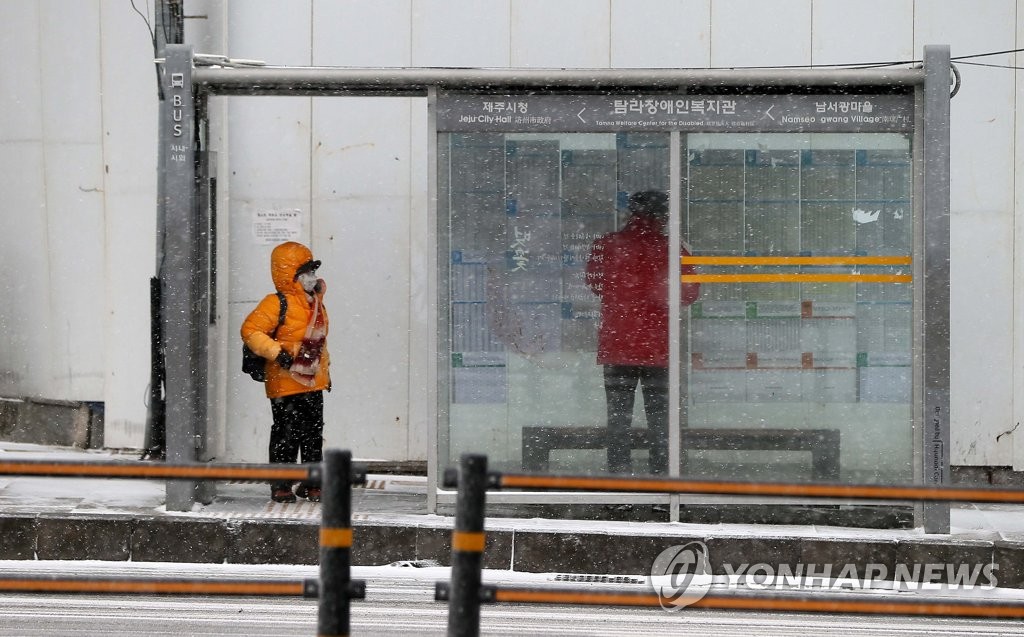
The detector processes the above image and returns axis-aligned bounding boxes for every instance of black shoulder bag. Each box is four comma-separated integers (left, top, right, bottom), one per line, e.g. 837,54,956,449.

242,292,287,382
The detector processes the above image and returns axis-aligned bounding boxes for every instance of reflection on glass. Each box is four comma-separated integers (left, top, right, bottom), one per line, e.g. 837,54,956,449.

683,134,913,484
586,191,701,475
439,130,915,487
442,132,670,476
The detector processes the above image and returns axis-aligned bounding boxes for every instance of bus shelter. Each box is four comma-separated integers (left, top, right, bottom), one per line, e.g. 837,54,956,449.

159,45,951,531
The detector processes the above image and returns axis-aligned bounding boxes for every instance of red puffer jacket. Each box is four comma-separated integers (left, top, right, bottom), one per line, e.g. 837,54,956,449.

585,214,699,367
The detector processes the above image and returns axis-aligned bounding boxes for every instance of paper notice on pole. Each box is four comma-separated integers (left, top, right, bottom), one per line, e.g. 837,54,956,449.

252,209,303,245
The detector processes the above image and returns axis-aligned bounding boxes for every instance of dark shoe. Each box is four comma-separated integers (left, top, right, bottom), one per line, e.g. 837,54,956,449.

271,487,296,503
295,485,321,502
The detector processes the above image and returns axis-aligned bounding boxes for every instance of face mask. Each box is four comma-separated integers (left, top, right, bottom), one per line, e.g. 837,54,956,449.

297,270,318,293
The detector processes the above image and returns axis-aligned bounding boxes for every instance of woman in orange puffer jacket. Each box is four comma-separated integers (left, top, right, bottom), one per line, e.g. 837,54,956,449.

241,241,330,503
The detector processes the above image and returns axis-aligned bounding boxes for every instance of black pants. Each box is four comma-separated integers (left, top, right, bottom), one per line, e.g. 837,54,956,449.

603,365,668,475
269,391,324,490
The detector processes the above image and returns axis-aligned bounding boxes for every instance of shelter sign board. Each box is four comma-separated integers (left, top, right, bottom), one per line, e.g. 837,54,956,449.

436,94,913,133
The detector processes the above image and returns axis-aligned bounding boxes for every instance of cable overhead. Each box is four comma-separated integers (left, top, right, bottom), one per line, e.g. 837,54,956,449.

692,46,1022,72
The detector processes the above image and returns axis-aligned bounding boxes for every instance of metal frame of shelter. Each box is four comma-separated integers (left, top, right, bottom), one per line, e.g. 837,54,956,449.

156,44,951,532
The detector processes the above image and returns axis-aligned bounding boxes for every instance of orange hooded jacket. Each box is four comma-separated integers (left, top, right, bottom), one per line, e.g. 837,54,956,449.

241,241,331,399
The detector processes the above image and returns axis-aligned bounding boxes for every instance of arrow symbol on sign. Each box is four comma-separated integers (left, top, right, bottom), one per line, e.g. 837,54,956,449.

577,107,587,123
763,105,775,121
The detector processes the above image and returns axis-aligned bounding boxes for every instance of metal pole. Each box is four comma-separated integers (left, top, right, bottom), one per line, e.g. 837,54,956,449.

160,44,201,511
446,454,488,637
193,66,926,97
318,449,365,637
668,129,682,522
922,45,952,534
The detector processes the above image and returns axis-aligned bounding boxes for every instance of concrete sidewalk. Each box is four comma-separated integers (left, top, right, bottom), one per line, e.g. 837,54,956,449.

1,442,1023,590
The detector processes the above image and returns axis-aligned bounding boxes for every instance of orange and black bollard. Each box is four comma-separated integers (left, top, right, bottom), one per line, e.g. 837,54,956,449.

317,449,366,637
445,453,488,637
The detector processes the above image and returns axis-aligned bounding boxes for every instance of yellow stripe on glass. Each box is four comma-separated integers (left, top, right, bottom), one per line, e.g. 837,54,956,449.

680,255,911,284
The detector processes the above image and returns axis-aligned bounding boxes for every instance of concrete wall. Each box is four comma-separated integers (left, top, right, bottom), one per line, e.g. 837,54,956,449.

1,1,1022,470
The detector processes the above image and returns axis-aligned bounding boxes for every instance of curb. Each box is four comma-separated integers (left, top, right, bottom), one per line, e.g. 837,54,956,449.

2,513,1021,589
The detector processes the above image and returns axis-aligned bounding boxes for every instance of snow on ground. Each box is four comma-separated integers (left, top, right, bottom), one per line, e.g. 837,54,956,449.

2,441,1023,543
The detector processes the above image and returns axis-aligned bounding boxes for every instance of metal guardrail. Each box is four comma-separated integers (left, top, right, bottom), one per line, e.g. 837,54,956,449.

10,450,1024,634
436,453,1024,637
489,472,1024,504
0,448,366,636
435,582,1024,619
0,458,317,482
0,576,314,596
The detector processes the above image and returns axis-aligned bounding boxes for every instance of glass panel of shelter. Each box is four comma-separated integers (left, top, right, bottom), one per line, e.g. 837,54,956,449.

442,130,913,485
444,132,670,477
682,133,913,484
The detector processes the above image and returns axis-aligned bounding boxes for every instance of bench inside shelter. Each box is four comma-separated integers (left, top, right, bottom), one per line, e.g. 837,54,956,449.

521,426,841,480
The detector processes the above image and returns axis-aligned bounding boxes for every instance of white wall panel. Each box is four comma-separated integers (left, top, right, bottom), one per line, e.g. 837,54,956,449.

916,1,1017,465
611,0,710,68
0,2,106,402
100,192,157,447
39,0,102,144
227,97,313,305
1015,0,1024,470
99,0,160,448
225,303,278,463
227,1,312,65
412,0,510,67
225,97,313,463
227,99,313,203
38,0,105,399
710,0,811,67
950,212,1014,465
0,1,42,141
315,197,414,459
310,97,414,460
0,2,45,397
225,3,314,310
312,98,413,198
0,142,48,395
917,1,1015,213
407,96,430,458
185,0,228,55
42,142,106,399
511,0,610,68
812,0,913,64
313,0,411,66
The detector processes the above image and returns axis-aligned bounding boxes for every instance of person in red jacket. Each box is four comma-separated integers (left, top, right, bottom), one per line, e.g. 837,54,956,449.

241,241,331,503
585,191,700,474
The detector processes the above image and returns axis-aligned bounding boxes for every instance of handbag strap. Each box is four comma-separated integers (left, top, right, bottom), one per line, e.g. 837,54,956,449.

271,292,287,338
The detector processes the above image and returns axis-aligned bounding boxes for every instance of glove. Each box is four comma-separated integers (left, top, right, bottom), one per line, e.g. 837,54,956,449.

276,349,294,370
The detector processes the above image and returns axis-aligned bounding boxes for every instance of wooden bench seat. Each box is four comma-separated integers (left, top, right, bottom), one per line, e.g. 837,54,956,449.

521,426,840,480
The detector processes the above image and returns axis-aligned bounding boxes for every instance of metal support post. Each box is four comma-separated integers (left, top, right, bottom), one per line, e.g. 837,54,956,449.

922,45,952,533
159,44,205,511
318,449,366,637
446,454,488,637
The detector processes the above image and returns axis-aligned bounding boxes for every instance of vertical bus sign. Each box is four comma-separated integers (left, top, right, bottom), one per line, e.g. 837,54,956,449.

169,71,188,162
160,44,202,512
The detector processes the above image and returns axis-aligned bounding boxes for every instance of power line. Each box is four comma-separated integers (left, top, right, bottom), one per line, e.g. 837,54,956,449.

695,47,1024,73
951,47,1024,60
956,61,1024,70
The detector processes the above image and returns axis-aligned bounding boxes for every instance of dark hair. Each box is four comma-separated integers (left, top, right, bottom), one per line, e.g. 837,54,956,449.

628,190,668,216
